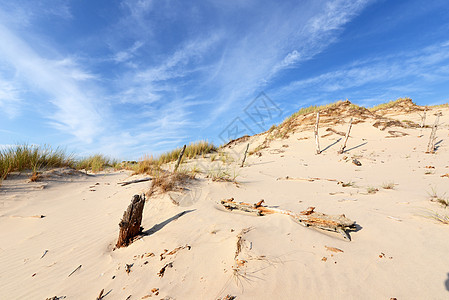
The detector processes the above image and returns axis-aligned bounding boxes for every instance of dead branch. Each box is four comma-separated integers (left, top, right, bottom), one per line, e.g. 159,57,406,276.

118,177,152,186
221,198,356,240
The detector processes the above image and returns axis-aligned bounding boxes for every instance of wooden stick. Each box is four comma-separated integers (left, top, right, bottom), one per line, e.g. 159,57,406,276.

338,117,353,154
240,143,249,167
118,177,152,186
116,194,146,248
426,115,439,153
221,198,356,240
315,112,321,154
97,289,104,300
68,265,82,277
420,108,427,128
174,144,186,172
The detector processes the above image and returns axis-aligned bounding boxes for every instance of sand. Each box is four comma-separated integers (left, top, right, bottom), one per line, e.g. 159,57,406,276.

1,102,449,299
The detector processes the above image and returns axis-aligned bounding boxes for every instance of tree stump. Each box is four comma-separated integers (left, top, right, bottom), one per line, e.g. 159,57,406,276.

116,194,146,248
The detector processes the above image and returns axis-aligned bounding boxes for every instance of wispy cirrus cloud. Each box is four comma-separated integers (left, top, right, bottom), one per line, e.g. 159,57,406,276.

0,21,105,142
275,40,449,108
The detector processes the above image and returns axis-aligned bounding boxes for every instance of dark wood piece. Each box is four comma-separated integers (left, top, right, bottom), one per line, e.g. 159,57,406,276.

240,143,250,167
118,177,152,186
174,144,186,172
116,194,146,248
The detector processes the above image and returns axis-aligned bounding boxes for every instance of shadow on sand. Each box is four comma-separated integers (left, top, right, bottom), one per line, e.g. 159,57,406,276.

321,138,342,153
143,209,196,236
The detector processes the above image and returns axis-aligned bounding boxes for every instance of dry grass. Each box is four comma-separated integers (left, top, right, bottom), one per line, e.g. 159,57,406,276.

157,141,216,165
429,212,449,224
0,144,75,184
206,166,239,183
75,154,119,172
366,186,379,194
381,182,395,190
145,170,195,197
369,97,412,112
428,187,449,207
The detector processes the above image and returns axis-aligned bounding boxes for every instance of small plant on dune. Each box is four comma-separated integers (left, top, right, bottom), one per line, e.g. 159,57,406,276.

210,153,217,162
207,166,239,183
366,186,379,194
381,182,395,190
341,181,355,187
188,165,201,175
75,154,118,173
249,144,267,156
428,187,449,207
145,170,194,197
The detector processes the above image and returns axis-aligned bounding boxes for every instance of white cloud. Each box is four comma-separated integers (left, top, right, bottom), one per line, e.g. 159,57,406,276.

0,22,105,142
0,78,21,117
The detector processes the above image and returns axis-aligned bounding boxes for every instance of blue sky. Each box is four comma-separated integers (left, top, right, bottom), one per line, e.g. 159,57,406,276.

0,0,448,159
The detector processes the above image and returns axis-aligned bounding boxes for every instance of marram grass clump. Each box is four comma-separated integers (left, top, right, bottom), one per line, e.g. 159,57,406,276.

157,141,217,165
75,154,119,173
0,144,75,183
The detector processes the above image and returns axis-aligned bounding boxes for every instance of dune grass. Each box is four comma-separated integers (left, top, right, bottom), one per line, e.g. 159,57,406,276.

0,144,75,183
75,154,119,173
132,141,217,175
157,141,217,165
369,97,412,112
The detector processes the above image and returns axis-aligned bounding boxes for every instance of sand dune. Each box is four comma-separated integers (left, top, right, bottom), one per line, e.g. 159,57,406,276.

1,100,449,299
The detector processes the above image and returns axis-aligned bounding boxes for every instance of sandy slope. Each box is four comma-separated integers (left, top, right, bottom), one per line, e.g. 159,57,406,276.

1,104,449,299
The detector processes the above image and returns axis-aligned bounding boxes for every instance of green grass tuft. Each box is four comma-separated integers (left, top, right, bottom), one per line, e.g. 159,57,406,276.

75,154,119,173
0,144,74,183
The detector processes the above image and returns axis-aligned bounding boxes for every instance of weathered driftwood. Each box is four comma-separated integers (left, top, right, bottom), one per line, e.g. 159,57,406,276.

241,143,250,167
118,177,152,186
314,112,321,154
338,117,353,154
426,115,440,153
174,144,187,172
116,194,146,248
221,198,356,240
420,108,427,128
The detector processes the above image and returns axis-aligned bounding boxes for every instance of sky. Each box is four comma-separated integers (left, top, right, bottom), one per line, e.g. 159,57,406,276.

0,0,448,159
